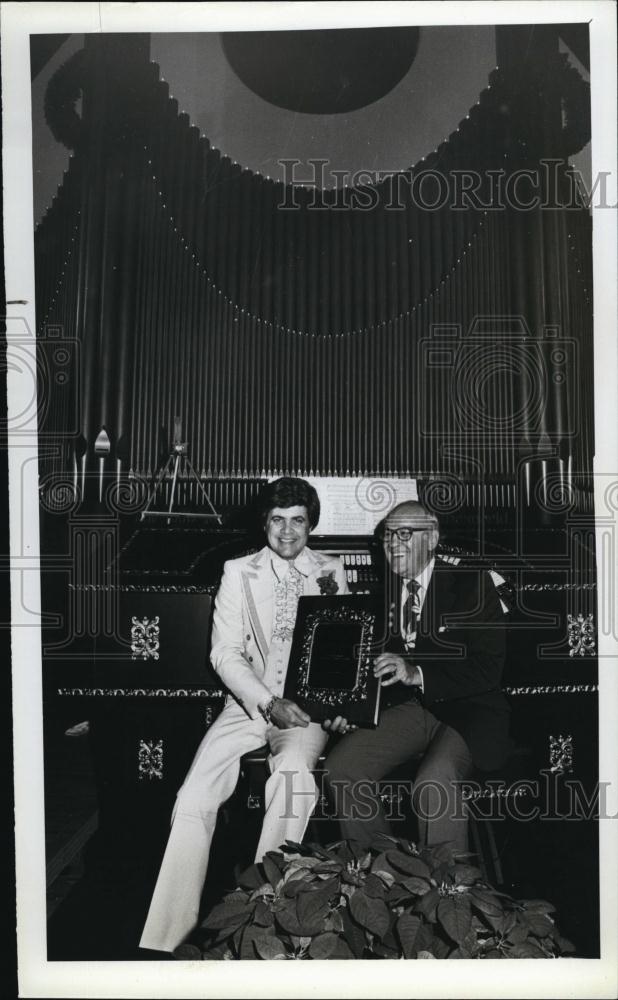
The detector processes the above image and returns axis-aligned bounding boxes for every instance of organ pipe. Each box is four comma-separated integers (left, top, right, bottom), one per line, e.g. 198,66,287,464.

35,36,593,513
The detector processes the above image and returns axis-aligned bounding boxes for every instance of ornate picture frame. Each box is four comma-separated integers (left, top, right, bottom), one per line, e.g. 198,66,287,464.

284,596,382,727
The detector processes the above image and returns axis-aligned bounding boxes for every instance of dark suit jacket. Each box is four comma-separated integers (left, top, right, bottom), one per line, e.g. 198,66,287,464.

381,557,510,772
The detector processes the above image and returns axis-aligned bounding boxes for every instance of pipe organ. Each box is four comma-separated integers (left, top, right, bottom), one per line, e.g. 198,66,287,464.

36,32,593,509
35,28,599,957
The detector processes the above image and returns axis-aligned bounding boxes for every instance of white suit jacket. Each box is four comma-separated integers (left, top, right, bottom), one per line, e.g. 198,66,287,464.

210,545,349,719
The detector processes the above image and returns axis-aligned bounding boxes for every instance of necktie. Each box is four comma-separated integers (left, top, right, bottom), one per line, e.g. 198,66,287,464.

402,580,421,648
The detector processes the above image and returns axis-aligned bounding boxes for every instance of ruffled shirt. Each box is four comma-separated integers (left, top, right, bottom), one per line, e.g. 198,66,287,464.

270,553,307,642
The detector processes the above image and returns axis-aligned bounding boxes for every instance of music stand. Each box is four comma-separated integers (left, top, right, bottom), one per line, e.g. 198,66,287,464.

140,418,222,525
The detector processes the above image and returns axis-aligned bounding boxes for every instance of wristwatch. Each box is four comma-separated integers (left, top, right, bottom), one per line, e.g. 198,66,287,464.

259,695,279,723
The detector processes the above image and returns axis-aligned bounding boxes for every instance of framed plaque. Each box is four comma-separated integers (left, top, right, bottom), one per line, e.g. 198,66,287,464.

284,596,382,727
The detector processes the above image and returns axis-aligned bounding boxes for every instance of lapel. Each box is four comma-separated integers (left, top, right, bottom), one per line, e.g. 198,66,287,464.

240,548,272,662
416,559,456,649
386,558,457,653
299,547,329,595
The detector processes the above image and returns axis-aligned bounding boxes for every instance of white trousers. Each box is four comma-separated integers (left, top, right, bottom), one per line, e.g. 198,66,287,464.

139,700,328,953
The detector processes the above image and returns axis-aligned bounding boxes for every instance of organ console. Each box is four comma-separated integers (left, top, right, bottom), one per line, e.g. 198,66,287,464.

35,26,598,955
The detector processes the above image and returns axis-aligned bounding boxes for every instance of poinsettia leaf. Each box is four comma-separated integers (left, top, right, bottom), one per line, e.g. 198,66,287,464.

285,866,323,889
428,842,456,865
332,938,355,959
413,887,440,923
285,857,321,872
394,837,421,856
370,832,401,851
308,932,340,960
437,895,473,945
501,910,517,935
277,895,328,939
452,864,483,886
345,840,369,862
349,890,391,938
519,899,556,914
363,873,387,899
334,841,356,863
325,909,344,933
311,876,340,902
485,910,509,934
201,897,253,931
174,942,202,960
506,921,529,945
283,875,311,898
296,881,336,929
304,842,338,860
396,913,422,958
383,926,400,950
462,928,480,955
231,923,246,955
250,884,275,902
429,862,450,885
522,912,555,938
508,941,547,959
237,864,266,890
469,888,504,918
386,851,432,880
341,870,364,887
312,861,345,875
274,902,303,936
373,869,396,889
430,934,451,959
370,852,400,880
239,925,265,960
401,875,432,897
415,921,436,953
201,941,231,960
452,850,479,863
284,878,313,899
253,934,288,960
372,939,400,959
262,855,284,891
341,906,368,957
281,840,309,853
386,885,413,905
253,899,275,927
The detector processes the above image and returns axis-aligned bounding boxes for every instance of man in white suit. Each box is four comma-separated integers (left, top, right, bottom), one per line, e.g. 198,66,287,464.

140,477,347,953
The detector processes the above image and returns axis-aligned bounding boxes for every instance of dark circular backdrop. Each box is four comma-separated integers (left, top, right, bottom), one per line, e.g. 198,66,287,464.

221,27,420,114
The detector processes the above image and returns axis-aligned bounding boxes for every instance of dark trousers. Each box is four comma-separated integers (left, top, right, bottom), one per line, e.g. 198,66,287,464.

324,700,473,852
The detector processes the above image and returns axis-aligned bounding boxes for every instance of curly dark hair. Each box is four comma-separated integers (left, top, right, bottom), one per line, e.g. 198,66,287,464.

257,477,321,530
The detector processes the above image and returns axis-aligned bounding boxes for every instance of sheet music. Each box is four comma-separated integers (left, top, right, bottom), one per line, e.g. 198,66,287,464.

305,477,418,535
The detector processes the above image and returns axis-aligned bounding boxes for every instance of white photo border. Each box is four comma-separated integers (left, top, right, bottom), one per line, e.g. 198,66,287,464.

4,2,617,997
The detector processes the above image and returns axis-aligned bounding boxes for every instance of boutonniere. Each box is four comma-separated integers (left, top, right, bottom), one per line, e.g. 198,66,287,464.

317,571,339,595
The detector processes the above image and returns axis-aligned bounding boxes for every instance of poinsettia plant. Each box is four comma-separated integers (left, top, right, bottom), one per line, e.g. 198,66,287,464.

175,835,575,960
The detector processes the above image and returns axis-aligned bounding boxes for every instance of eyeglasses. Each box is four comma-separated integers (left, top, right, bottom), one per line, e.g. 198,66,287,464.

383,527,428,543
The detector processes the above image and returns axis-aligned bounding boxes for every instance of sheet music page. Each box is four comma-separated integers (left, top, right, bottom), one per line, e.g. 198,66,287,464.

305,477,418,535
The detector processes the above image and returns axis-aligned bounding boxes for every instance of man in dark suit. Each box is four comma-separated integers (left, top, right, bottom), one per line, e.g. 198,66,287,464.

323,499,510,852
